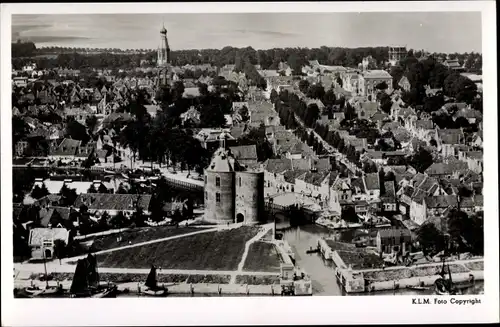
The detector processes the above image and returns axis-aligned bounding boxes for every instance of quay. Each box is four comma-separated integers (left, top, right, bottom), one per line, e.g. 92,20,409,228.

317,237,484,293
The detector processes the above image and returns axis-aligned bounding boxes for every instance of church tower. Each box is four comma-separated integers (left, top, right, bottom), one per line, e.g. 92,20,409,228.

157,23,171,86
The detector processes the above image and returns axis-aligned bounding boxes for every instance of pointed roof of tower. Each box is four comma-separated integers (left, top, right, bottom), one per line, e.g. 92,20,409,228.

206,147,244,172
160,23,167,34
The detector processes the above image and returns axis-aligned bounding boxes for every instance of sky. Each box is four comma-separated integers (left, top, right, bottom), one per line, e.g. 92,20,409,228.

11,12,482,53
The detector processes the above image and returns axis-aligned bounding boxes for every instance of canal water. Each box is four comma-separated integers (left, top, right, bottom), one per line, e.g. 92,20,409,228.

280,224,484,296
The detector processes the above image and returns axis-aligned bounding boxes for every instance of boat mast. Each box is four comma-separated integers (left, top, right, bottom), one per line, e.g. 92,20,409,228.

43,248,49,289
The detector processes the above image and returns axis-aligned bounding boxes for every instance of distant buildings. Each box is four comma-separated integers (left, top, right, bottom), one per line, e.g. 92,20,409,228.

388,46,407,66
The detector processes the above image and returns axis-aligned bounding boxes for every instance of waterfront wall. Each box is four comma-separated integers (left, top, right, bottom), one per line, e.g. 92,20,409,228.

317,238,484,293
366,271,484,293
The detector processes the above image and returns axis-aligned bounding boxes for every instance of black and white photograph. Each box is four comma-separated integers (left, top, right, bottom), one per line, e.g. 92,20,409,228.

1,1,498,325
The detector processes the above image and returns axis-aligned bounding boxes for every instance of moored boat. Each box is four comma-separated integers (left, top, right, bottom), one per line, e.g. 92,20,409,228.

140,265,167,297
70,253,117,298
25,251,64,297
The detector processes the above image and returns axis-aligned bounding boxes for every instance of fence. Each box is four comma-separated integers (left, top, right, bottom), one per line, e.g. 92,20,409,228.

163,176,204,193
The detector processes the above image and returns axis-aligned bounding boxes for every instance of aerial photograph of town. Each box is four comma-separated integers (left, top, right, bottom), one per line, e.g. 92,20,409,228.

11,11,484,298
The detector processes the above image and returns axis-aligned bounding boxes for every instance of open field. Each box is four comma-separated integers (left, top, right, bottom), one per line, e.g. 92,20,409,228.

90,226,203,251
235,275,280,285
243,242,282,273
96,226,261,270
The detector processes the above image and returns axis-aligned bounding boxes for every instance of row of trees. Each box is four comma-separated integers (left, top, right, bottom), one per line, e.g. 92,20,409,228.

15,41,482,74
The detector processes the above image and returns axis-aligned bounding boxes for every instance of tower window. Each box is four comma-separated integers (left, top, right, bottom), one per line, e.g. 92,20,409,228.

216,193,221,203
204,175,207,184
216,176,220,187
239,177,242,187
205,192,208,200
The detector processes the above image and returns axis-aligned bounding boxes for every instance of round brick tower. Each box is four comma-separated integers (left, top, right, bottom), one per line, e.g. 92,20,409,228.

204,131,243,224
235,171,265,225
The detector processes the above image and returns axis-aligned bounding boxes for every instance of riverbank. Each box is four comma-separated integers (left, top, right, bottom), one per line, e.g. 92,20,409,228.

14,279,284,296
317,237,484,293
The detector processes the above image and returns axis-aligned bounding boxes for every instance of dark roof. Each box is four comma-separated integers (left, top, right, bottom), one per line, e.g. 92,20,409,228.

377,228,412,239
74,194,152,211
364,173,380,191
382,181,396,199
415,120,433,130
297,171,330,186
229,145,258,161
283,170,307,184
370,111,389,122
265,158,292,174
437,128,464,144
51,138,81,156
425,195,458,208
311,158,330,172
425,162,469,176
465,151,483,160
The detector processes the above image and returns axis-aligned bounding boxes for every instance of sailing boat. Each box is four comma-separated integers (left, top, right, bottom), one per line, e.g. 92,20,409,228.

25,250,63,297
434,257,457,295
141,265,166,296
70,253,117,298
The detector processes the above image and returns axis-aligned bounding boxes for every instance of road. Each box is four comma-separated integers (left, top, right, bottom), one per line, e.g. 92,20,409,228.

231,224,274,283
293,112,362,175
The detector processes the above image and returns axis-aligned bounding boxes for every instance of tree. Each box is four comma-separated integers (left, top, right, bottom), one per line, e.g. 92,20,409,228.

85,115,98,134
109,212,128,229
31,184,49,200
378,92,393,114
99,211,111,231
447,208,483,255
238,105,250,122
341,206,359,223
199,104,226,128
59,184,78,206
65,119,90,143
410,148,433,173
87,184,98,193
132,207,146,227
53,239,67,265
375,81,388,90
423,94,445,113
322,89,337,107
307,83,326,100
336,76,343,88
171,81,185,101
298,80,310,93
417,223,446,256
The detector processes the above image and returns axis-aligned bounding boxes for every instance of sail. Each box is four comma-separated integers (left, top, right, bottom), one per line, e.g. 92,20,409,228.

145,265,157,289
70,259,90,295
86,254,99,289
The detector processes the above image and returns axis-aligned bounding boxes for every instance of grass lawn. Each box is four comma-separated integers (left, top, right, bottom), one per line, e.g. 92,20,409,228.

243,242,282,273
96,226,261,270
90,226,205,251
